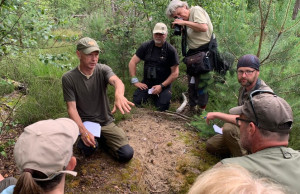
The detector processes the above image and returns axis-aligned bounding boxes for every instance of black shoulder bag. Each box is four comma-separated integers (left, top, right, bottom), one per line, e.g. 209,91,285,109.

182,29,213,76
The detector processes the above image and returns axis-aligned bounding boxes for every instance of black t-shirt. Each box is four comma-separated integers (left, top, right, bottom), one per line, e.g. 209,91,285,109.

136,40,179,86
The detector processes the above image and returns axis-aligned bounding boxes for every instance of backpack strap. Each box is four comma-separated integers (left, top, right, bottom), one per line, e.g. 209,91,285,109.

253,79,262,91
145,40,155,60
208,33,214,51
145,40,168,62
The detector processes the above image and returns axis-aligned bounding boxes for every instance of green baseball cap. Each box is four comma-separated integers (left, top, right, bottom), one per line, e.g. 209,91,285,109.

229,92,293,133
77,37,100,54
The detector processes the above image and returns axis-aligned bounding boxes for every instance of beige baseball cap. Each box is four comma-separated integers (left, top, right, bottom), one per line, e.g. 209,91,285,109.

77,37,100,54
229,91,293,133
153,22,168,34
14,118,79,181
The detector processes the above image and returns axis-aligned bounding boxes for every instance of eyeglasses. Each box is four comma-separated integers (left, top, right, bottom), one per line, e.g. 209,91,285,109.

236,117,253,127
237,70,256,75
249,90,276,127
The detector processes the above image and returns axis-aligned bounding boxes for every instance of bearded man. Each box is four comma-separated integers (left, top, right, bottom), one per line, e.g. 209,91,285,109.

128,22,179,111
205,54,273,158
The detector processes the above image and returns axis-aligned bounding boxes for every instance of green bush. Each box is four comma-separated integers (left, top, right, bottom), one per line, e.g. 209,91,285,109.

15,77,67,125
0,79,14,96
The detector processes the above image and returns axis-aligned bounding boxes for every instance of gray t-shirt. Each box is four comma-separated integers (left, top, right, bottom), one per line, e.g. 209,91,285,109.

62,63,115,126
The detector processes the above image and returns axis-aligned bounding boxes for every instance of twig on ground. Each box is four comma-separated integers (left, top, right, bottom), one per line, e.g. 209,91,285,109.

153,110,193,122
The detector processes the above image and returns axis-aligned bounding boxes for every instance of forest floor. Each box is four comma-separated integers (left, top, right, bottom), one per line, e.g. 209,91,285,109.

0,93,219,194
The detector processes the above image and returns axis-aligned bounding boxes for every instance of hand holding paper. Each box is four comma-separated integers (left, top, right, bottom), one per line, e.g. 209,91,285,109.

83,121,101,137
213,124,223,134
148,88,154,94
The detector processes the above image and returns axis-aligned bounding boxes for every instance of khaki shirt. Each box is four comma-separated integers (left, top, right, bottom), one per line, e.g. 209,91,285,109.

187,6,213,49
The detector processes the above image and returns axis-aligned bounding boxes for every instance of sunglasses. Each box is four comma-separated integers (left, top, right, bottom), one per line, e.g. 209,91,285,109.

235,117,252,127
249,90,276,128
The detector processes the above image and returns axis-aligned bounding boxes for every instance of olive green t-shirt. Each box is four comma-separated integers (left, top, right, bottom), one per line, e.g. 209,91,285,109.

221,147,300,193
238,79,273,106
62,63,115,126
187,6,213,49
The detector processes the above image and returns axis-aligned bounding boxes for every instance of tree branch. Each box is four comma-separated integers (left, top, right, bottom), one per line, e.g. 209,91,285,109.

261,0,292,64
276,73,300,82
257,0,273,58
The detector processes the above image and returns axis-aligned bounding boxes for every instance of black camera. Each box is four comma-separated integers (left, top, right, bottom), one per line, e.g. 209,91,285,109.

173,17,183,36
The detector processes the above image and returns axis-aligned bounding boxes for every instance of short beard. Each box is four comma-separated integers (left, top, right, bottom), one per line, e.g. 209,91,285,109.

240,80,253,87
154,40,163,44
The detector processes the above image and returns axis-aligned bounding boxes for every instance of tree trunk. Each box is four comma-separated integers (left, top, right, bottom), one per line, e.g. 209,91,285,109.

292,0,300,20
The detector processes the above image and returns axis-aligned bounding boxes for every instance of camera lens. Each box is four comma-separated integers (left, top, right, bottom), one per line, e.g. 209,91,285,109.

174,24,181,36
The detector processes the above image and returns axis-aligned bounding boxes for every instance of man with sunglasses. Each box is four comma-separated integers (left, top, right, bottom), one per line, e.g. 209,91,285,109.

205,54,273,158
129,22,179,111
214,91,300,193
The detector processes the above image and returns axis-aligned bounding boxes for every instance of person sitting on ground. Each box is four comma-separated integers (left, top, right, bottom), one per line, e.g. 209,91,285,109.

188,164,288,194
62,37,135,162
1,118,79,194
128,22,179,111
205,54,272,158
215,90,300,193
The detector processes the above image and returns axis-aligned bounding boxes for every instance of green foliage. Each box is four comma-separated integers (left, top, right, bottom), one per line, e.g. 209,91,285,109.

0,0,57,59
0,41,74,126
261,63,300,149
39,53,72,69
171,76,188,101
0,139,15,157
15,77,67,125
52,28,81,42
190,72,239,138
0,79,14,95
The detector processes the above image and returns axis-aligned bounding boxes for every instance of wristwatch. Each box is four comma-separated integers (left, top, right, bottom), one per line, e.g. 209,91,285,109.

160,83,166,89
131,77,139,84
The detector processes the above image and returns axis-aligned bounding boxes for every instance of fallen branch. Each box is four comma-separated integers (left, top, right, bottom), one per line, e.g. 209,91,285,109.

153,110,192,122
176,92,188,113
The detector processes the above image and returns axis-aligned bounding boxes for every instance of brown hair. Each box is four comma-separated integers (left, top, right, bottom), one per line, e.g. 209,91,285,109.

13,170,64,194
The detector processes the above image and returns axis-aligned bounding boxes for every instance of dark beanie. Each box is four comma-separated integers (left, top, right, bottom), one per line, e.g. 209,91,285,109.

237,54,260,70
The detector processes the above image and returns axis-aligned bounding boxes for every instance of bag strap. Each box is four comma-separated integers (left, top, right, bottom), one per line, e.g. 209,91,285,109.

208,33,214,50
181,28,214,57
145,40,155,60
182,26,187,56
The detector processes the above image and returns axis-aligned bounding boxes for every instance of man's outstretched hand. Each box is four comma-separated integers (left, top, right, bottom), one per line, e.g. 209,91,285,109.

111,94,135,114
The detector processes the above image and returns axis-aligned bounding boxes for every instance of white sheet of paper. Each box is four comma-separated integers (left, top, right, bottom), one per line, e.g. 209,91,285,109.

83,121,101,137
190,76,195,84
148,88,154,94
213,124,223,134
